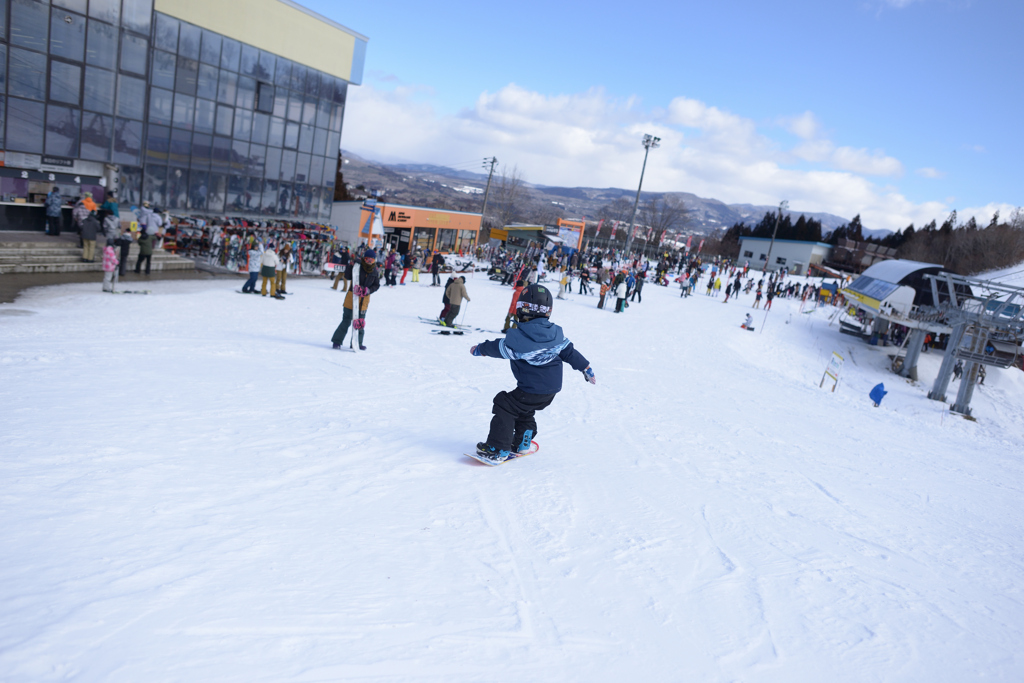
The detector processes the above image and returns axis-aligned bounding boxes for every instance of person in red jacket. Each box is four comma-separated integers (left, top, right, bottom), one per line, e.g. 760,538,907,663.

503,279,526,332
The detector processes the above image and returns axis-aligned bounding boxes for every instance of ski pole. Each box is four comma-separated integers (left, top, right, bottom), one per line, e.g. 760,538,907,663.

459,301,469,328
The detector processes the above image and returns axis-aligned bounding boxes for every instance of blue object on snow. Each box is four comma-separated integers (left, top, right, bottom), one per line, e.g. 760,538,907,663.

869,383,887,406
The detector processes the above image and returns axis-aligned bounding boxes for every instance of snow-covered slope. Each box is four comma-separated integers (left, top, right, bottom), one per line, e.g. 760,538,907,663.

979,261,1024,288
1,270,1022,681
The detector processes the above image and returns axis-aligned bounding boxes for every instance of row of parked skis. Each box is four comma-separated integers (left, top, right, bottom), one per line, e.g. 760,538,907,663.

419,317,501,336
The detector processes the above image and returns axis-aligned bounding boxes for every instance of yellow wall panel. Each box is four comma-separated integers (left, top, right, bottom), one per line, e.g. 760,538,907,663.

155,0,359,81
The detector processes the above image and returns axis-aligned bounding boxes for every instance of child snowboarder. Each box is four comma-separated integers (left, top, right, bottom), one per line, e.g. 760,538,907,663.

101,242,119,292
469,284,596,464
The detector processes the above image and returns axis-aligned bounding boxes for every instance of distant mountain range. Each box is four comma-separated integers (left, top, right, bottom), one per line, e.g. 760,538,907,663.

341,152,883,237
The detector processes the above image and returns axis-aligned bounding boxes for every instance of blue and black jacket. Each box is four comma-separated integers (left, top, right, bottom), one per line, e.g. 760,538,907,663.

474,318,589,395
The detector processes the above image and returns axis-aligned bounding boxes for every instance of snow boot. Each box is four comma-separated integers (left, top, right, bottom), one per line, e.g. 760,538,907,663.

475,442,511,463
515,429,534,454
332,343,341,349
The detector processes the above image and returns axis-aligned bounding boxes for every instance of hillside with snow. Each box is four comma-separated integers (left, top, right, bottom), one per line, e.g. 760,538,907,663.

1,269,1022,681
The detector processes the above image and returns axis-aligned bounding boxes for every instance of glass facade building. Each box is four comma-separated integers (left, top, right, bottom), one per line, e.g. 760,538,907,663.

0,0,366,228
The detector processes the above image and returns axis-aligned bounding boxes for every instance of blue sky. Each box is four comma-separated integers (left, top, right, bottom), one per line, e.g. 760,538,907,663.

307,0,1021,231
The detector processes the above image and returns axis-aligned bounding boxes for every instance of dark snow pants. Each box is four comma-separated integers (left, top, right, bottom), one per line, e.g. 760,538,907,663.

487,388,555,452
332,307,366,346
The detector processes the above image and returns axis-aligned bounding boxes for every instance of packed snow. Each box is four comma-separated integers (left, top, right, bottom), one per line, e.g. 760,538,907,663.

2,267,1023,682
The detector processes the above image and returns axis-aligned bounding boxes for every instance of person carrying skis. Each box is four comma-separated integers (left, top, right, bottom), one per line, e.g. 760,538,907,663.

470,284,596,463
332,249,381,350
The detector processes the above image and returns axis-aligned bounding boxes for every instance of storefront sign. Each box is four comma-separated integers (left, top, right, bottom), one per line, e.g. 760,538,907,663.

41,156,74,168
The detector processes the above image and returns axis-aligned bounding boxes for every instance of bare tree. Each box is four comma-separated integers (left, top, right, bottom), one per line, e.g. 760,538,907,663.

491,164,526,228
639,194,690,244
597,197,634,223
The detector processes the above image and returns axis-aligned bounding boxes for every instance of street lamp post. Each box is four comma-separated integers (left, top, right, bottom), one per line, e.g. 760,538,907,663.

763,200,789,272
624,134,660,258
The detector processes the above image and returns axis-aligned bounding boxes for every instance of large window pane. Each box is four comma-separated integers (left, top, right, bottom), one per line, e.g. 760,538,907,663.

256,50,274,82
319,78,334,105
169,127,190,166
316,99,330,129
295,152,310,183
50,10,86,61
309,187,320,219
240,45,258,77
284,121,299,149
10,0,48,51
88,0,119,25
233,107,252,140
286,93,302,122
191,132,212,168
80,112,112,161
113,118,142,164
45,105,80,157
289,64,305,92
154,12,178,51
215,104,233,136
217,70,237,105
251,112,270,145
84,66,115,114
280,149,296,181
268,117,285,147
308,155,324,186
274,58,291,87
178,22,200,60
306,70,321,98
298,124,314,154
302,95,316,125
327,131,341,158
255,82,274,114
86,19,117,69
148,87,173,125
323,156,337,187
333,80,347,105
194,98,215,134
172,93,195,129
212,136,231,173
208,174,226,212
175,57,198,95
6,98,45,153
200,30,221,66
167,167,187,209
231,140,248,174
145,123,169,164
221,38,240,71
116,74,145,119
246,177,262,213
197,64,218,100
151,50,175,89
49,61,81,105
236,76,256,110
273,89,287,118
118,165,142,205
330,104,344,133
121,0,153,35
142,165,167,207
9,48,47,100
320,187,334,220
277,182,292,214
261,179,277,215
264,146,281,179
120,33,148,75
248,144,265,177
313,127,328,158
188,170,209,209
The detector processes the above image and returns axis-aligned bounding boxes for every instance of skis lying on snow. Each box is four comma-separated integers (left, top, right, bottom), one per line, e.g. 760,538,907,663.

465,441,539,466
431,329,464,335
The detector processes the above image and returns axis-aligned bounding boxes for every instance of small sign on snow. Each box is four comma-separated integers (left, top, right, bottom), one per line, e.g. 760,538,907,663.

820,351,844,392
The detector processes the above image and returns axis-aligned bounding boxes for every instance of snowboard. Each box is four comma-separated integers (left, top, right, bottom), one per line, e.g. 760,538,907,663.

465,441,539,466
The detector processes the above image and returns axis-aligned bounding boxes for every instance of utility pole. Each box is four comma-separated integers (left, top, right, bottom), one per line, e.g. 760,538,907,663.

479,157,498,231
763,200,789,273
624,134,660,257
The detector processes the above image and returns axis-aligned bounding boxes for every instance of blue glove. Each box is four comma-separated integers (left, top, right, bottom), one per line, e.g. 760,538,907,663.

583,367,596,384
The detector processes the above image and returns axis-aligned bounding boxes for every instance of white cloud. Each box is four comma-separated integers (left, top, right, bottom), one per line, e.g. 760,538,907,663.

342,82,995,232
916,167,945,179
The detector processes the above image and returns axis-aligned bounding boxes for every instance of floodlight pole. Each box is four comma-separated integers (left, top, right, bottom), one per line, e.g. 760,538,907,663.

763,200,789,272
624,134,660,258
479,157,498,230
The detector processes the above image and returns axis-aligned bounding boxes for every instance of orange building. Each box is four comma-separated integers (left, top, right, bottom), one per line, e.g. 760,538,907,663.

361,202,482,254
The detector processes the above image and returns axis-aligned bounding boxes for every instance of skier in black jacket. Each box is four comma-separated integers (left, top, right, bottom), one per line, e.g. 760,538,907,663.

469,284,596,463
331,249,381,350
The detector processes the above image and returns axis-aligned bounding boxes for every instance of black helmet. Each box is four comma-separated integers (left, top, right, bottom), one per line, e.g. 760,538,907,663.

516,284,553,321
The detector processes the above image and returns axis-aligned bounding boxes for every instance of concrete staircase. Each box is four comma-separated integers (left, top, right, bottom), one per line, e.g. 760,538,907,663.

0,241,196,275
